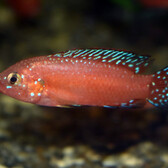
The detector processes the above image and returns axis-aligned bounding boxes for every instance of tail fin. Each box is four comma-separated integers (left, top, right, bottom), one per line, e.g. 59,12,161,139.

147,66,168,108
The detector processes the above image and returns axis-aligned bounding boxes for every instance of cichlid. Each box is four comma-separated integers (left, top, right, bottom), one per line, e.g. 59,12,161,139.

0,48,167,108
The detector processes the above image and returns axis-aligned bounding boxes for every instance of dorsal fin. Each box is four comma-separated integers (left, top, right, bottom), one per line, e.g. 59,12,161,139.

52,49,152,74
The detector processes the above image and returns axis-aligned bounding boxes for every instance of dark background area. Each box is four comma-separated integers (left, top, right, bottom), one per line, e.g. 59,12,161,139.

0,0,168,167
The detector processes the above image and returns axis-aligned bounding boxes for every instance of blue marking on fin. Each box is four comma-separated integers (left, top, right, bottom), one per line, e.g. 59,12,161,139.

148,66,168,108
61,48,151,74
72,104,81,107
103,105,118,109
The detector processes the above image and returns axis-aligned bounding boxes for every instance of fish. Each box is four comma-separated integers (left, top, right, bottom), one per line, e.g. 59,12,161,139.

0,48,167,109
7,0,41,18
140,0,168,8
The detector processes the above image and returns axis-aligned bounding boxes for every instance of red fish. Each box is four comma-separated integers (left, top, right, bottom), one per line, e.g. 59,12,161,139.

0,49,167,108
140,0,168,8
7,0,41,18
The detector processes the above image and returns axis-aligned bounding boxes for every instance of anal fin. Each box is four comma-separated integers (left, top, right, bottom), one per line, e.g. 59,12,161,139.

119,99,146,108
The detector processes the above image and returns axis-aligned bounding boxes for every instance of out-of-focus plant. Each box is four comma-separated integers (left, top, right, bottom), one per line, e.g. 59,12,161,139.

110,0,168,9
109,0,139,11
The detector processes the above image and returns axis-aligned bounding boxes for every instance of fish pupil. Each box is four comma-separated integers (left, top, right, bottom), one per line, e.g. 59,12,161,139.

10,76,17,84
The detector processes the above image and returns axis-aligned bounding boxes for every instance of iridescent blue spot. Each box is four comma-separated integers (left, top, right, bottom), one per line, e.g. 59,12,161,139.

82,49,95,56
121,103,127,106
72,104,81,107
135,67,139,73
6,86,12,89
136,61,144,65
159,99,163,102
116,60,121,65
155,103,159,107
103,52,114,59
93,56,101,60
129,100,134,103
163,67,168,71
54,53,62,57
74,50,82,54
30,92,35,97
73,50,89,58
131,59,138,63
111,51,122,58
108,55,123,62
126,59,132,63
139,56,144,59
103,105,112,108
89,50,102,56
144,63,149,67
128,64,134,67
104,50,112,55
129,53,135,57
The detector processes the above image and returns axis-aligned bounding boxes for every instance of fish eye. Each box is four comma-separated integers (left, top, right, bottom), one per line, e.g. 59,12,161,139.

7,72,21,85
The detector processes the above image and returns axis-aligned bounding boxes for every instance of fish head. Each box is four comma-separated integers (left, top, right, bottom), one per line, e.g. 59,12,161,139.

0,60,45,104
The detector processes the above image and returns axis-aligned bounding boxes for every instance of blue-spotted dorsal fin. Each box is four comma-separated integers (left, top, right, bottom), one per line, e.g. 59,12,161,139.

59,48,152,74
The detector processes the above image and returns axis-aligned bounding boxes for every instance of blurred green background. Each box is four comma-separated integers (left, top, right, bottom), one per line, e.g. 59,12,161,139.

0,0,168,168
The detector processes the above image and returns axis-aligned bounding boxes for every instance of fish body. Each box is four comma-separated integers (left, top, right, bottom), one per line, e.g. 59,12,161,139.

0,49,168,108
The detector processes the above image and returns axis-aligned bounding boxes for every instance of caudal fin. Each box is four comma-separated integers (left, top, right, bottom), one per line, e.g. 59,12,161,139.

147,66,168,108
